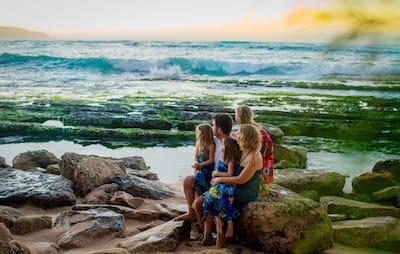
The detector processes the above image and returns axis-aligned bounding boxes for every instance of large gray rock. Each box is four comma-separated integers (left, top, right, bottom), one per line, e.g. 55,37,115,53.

12,150,60,170
352,172,397,194
274,144,307,169
274,169,345,200
238,186,333,253
373,159,400,181
54,208,125,249
0,206,24,229
59,153,126,196
117,220,190,253
320,196,400,220
333,216,400,252
0,168,76,208
111,175,174,200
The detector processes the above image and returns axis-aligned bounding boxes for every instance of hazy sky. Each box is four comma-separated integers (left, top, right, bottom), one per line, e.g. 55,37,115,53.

1,0,331,40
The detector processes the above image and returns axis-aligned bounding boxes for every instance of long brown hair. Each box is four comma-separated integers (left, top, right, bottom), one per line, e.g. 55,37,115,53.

223,137,242,165
195,123,214,159
235,104,260,128
238,124,261,152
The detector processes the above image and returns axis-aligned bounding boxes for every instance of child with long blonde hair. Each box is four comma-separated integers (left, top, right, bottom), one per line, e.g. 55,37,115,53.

192,123,215,197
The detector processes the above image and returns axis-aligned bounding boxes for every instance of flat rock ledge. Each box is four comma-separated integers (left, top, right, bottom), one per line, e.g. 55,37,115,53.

333,216,400,252
320,196,400,220
117,220,190,253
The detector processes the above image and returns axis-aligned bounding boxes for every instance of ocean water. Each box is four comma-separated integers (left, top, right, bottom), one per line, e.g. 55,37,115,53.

1,40,399,189
0,40,399,98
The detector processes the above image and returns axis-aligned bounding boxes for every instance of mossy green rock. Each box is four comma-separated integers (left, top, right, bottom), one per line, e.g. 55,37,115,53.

373,160,400,181
239,187,333,253
352,172,397,194
333,216,400,252
320,196,400,220
274,169,345,199
274,144,307,169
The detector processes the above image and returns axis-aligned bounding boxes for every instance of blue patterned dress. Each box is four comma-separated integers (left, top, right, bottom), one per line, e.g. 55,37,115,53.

202,160,241,221
203,162,261,221
193,154,214,194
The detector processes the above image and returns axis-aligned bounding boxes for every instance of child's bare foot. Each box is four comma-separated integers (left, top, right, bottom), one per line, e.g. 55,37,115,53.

175,212,196,222
216,232,225,248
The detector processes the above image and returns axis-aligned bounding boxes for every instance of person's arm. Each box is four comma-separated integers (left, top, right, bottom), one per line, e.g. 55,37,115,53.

212,161,234,178
198,144,215,167
192,148,200,170
211,153,262,185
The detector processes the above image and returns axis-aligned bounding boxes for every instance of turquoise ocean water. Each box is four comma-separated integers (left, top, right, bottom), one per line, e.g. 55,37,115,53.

0,40,399,97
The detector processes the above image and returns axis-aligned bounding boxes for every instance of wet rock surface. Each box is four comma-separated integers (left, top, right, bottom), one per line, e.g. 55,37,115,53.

0,168,76,207
111,175,174,200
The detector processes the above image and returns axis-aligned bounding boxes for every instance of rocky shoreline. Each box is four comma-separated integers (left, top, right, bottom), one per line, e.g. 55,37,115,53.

0,93,399,152
1,145,400,253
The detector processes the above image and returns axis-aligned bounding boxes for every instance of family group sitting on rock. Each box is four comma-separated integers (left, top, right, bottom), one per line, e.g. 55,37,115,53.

175,104,275,248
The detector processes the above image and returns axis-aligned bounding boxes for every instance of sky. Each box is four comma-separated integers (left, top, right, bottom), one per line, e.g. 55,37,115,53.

0,0,337,40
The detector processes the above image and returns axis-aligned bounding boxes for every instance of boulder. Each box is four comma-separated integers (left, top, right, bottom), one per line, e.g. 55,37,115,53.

12,150,59,170
111,175,174,200
333,216,400,252
110,192,145,209
83,184,119,204
320,196,400,219
0,206,24,229
372,186,400,207
274,144,307,169
0,168,76,207
72,204,135,219
274,169,345,200
11,215,52,235
115,156,149,171
54,208,125,249
46,163,61,175
238,186,333,253
0,223,31,254
352,172,397,194
126,169,159,181
0,156,9,168
59,153,126,196
262,123,284,143
28,242,59,254
117,220,190,253
372,159,400,181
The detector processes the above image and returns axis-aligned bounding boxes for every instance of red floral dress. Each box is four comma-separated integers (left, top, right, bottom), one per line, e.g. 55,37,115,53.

260,128,274,184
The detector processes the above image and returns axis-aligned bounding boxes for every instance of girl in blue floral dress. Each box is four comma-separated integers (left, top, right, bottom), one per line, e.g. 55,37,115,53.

193,123,215,196
203,137,242,242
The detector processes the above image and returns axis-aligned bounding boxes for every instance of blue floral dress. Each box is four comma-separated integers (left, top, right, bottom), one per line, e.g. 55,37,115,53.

193,154,214,194
203,162,261,221
202,160,241,221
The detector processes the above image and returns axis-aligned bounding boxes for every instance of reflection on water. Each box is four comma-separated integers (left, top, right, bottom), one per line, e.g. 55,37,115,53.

0,140,194,184
1,140,399,192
